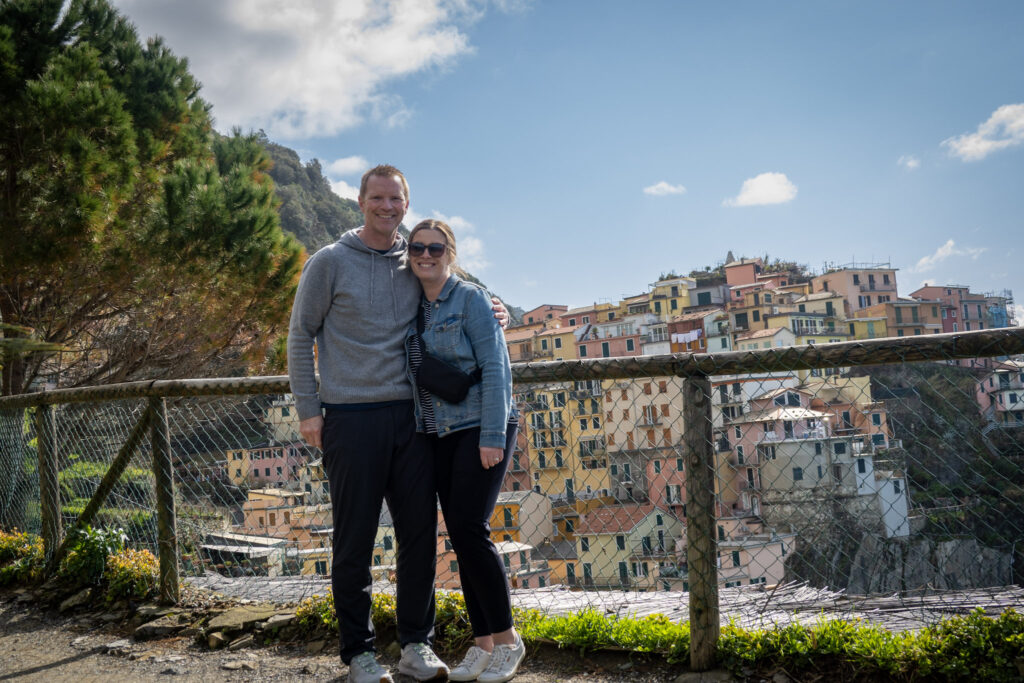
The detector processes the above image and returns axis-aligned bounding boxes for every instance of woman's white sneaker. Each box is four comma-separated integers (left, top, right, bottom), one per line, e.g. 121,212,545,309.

448,645,492,681
476,635,525,683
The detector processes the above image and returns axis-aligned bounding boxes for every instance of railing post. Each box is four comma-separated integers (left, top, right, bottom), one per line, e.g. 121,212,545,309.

683,373,719,670
35,404,61,564
150,397,179,603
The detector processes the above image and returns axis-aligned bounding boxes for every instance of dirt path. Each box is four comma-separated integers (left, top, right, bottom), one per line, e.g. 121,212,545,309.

0,591,713,682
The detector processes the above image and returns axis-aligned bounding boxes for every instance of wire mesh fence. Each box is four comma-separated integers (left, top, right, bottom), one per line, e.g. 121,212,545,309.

2,328,1024,659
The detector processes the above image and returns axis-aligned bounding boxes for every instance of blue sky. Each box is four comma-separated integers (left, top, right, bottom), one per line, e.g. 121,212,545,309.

113,1,1024,318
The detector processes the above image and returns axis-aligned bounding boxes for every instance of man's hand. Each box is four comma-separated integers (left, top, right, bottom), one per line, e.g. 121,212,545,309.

491,297,510,330
480,446,504,469
299,415,324,450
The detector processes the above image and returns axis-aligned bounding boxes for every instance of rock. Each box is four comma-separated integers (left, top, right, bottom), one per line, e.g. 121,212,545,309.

384,641,402,659
100,611,125,623
672,671,735,683
305,640,326,654
223,660,257,671
160,666,186,675
59,588,93,612
208,631,230,649
229,633,256,650
71,636,91,647
135,614,186,641
262,612,297,630
136,604,174,620
105,638,133,655
773,672,793,683
206,605,280,632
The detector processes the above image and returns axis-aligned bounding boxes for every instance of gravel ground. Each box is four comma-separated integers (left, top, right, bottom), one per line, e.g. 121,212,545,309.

0,590,719,682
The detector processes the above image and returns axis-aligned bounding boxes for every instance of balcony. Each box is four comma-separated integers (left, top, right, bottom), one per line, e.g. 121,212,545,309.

859,282,897,293
738,480,760,491
632,539,673,557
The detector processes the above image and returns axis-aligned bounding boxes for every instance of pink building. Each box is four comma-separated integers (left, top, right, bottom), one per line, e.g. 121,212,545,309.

227,441,307,487
811,263,898,313
976,361,1024,426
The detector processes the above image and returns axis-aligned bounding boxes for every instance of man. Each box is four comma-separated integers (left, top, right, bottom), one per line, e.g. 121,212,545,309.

288,165,506,683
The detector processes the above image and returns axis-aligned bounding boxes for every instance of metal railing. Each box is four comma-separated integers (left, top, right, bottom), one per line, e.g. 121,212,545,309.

2,328,1024,670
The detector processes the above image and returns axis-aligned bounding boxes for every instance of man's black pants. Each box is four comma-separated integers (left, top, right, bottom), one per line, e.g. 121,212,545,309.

323,401,437,663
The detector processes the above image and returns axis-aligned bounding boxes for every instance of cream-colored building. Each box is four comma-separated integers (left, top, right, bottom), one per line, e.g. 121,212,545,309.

575,503,683,590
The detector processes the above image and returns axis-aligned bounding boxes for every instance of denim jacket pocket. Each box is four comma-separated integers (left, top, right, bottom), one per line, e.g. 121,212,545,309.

429,314,465,352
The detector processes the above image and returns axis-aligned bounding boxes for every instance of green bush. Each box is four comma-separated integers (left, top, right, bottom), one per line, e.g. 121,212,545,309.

0,529,45,586
58,525,127,586
104,547,158,602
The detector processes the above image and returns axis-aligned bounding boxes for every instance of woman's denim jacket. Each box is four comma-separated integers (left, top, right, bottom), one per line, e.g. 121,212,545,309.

405,274,515,448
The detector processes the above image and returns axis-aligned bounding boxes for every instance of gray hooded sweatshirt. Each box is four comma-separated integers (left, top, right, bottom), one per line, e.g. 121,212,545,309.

287,229,421,421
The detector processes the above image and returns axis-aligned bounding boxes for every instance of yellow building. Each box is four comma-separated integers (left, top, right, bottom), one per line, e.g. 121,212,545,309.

520,381,613,504
489,490,552,548
533,325,581,362
649,275,695,321
846,316,888,340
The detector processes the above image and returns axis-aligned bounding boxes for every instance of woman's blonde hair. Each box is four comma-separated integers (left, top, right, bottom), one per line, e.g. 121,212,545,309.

409,219,458,267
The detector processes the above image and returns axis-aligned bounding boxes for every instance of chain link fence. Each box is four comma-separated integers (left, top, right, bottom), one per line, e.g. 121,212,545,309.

2,328,1024,662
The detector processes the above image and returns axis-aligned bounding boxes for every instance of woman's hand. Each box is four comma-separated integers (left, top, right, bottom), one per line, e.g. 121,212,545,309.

480,446,504,469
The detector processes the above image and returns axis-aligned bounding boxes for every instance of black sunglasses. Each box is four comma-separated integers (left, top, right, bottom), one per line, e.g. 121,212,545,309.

409,242,447,257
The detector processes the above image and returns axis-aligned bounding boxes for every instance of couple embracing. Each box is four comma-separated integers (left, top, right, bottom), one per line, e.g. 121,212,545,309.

287,165,523,683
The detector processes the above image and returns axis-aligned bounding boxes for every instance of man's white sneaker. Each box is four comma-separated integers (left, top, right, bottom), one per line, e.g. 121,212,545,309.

448,645,492,681
397,642,449,681
476,634,525,683
348,651,393,683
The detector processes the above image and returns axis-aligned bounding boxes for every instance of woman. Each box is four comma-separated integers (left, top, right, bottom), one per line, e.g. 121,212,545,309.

405,219,524,683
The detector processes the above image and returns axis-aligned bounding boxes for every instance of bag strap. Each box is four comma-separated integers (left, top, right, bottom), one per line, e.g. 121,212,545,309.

418,300,482,383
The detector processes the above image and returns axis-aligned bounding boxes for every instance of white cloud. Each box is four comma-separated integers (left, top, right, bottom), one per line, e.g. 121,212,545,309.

898,155,920,170
330,179,360,201
112,0,514,139
326,156,369,177
909,239,987,273
942,103,1024,161
643,181,687,196
723,172,797,207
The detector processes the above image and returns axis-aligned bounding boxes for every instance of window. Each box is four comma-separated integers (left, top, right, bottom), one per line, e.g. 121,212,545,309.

872,413,881,426
626,339,634,352
601,341,610,357
857,458,866,474
793,467,804,481
852,274,860,285
554,338,562,349
732,551,741,567
736,445,745,464
579,345,587,357
653,460,661,473
676,458,684,471
553,392,566,407
616,535,625,550
752,310,761,322
659,381,667,393
834,442,847,455
893,480,902,494
583,315,590,324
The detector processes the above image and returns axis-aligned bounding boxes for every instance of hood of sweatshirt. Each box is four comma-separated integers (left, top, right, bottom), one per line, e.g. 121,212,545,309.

338,228,409,315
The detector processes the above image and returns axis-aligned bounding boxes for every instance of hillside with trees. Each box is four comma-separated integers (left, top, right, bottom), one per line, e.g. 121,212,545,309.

0,0,302,395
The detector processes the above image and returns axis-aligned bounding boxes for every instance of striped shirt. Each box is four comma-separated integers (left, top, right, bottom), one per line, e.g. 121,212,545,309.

408,300,438,434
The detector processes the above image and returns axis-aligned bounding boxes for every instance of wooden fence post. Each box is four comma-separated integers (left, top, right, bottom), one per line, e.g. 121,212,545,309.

35,404,61,564
150,397,179,603
683,374,719,671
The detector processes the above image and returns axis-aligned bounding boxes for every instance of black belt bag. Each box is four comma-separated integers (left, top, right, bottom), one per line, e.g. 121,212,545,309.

415,305,482,403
